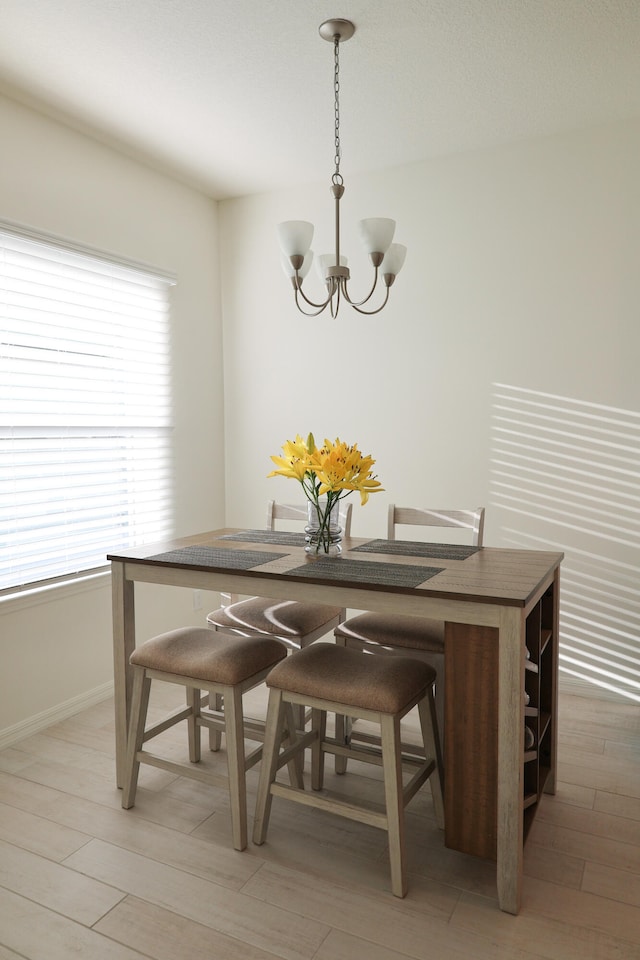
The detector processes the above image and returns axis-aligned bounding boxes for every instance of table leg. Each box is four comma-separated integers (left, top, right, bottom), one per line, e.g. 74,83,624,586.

111,561,136,788
496,606,525,914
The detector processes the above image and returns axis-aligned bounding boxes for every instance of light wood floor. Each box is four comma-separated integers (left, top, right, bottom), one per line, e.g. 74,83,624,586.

0,682,639,959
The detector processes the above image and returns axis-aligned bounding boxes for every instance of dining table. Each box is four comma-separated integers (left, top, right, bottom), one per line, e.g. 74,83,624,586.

108,527,562,915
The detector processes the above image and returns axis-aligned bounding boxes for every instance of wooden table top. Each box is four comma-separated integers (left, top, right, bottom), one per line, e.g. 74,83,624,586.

108,528,563,609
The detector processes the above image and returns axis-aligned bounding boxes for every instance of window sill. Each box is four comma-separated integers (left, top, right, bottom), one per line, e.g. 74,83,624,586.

0,569,111,615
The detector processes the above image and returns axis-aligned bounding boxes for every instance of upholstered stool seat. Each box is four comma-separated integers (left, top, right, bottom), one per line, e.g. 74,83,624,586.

335,611,444,651
253,642,444,897
207,597,344,646
263,641,438,712
122,627,300,851
129,626,287,681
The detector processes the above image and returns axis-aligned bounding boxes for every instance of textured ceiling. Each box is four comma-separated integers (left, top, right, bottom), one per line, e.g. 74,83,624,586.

1,0,639,199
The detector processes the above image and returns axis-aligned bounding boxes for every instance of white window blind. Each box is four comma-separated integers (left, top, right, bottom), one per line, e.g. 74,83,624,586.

0,224,174,593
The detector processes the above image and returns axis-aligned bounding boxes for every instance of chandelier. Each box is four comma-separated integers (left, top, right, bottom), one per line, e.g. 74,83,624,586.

278,19,406,317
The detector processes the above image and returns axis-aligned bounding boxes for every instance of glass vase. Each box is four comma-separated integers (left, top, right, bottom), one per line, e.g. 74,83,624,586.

305,497,342,556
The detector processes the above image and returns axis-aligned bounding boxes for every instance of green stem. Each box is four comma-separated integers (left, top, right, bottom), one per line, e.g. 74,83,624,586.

301,475,347,553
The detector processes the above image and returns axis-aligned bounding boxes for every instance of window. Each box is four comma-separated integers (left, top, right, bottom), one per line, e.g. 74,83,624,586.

0,222,174,594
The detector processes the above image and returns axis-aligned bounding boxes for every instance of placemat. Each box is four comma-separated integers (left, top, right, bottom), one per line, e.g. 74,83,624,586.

284,557,443,588
147,546,287,569
352,539,479,560
220,529,305,547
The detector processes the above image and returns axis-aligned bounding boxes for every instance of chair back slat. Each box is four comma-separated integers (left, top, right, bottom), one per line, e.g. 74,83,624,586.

267,499,352,537
387,506,485,546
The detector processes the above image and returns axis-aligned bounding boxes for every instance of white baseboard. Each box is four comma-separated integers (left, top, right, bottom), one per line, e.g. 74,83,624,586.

0,681,114,751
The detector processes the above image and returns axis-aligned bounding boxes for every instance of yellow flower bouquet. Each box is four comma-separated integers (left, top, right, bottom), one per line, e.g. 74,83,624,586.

268,433,383,554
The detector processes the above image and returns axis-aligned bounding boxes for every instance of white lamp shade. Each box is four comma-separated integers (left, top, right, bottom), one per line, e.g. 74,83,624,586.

380,243,407,277
280,249,313,279
277,220,314,258
316,253,348,282
357,218,395,255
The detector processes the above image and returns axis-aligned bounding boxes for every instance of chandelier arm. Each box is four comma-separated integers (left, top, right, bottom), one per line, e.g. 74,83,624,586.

348,285,391,316
294,276,335,310
294,287,331,317
330,284,342,319
340,268,380,307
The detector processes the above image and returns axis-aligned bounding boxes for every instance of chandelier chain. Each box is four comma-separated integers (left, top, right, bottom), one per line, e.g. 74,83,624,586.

333,35,343,186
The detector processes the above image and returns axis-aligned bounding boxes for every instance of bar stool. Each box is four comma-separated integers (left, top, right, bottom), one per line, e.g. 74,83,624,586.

253,642,444,897
205,501,353,735
334,506,486,767
121,627,300,851
206,500,353,654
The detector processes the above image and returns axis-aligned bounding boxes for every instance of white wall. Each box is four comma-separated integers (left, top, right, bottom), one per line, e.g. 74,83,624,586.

0,94,225,742
220,118,640,703
2,98,638,743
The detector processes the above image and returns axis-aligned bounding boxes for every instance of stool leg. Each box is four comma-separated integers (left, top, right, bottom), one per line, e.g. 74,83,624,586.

380,713,407,898
291,702,306,733
187,687,201,763
418,693,445,830
430,652,445,758
283,702,305,788
253,688,287,845
208,692,223,751
223,684,248,851
122,667,151,809
310,708,327,791
333,632,350,774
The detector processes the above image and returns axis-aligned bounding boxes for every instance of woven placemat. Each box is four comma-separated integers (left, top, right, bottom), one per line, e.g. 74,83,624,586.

220,530,305,547
352,539,479,560
147,546,287,569
285,557,443,588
